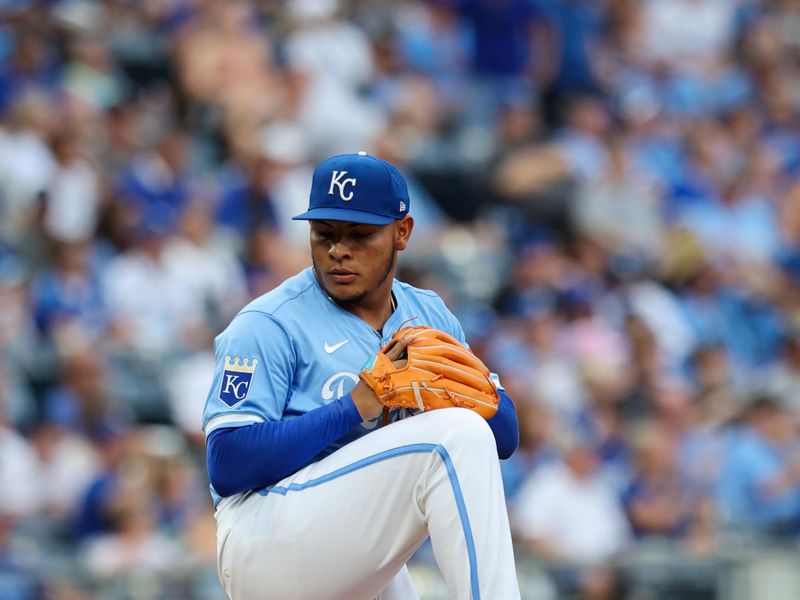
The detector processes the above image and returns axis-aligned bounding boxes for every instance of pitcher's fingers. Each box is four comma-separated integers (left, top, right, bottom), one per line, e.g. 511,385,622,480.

385,334,413,361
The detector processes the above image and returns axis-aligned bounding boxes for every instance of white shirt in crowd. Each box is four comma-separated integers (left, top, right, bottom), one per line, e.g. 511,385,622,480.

0,128,56,240
45,157,100,242
83,529,185,578
0,426,41,517
513,462,631,565
639,0,739,73
285,14,385,157
33,432,99,518
161,236,247,322
103,249,191,355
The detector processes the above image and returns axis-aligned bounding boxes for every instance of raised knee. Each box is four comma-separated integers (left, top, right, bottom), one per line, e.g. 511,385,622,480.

431,407,494,448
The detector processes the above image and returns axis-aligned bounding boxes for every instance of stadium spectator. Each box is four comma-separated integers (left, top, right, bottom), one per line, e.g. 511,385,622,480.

717,395,800,536
623,421,711,544
43,130,101,243
72,422,132,541
29,418,99,521
513,431,630,599
0,419,39,519
30,240,106,346
765,334,800,419
284,0,385,156
117,129,190,218
0,513,42,600
456,0,545,127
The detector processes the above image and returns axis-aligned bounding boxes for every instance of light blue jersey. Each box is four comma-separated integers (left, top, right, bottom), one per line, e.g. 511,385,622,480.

202,266,468,447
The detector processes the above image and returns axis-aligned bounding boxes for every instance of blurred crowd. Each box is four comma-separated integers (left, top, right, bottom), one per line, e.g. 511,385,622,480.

1,0,800,598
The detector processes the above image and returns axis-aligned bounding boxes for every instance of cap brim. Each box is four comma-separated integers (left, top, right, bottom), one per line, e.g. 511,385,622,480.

292,208,394,225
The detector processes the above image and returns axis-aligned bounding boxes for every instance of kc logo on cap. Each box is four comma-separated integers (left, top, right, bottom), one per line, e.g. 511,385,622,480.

328,170,357,201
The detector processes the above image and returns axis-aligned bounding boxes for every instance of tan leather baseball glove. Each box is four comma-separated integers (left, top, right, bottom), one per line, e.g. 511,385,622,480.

360,326,500,419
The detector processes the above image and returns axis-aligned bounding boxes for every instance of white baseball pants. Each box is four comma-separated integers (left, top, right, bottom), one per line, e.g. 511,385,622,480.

214,408,520,600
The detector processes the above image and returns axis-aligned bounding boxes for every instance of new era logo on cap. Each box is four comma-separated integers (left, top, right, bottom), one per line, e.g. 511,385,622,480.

293,152,410,225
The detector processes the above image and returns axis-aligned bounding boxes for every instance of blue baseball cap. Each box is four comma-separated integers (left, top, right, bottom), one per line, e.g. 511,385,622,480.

292,152,410,225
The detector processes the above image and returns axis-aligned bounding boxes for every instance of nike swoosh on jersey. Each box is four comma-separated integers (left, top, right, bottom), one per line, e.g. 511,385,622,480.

324,340,350,353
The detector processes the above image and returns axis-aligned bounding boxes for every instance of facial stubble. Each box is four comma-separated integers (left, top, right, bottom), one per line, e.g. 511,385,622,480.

313,248,396,306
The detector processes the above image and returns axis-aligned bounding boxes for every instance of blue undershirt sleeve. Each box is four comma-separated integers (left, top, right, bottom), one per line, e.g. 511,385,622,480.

487,389,519,460
207,393,363,497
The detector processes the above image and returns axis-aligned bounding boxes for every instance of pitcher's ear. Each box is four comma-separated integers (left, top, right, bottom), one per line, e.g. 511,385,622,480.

395,215,414,251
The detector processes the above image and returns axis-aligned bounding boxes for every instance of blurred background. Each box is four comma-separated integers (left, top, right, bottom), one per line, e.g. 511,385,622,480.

1,0,800,598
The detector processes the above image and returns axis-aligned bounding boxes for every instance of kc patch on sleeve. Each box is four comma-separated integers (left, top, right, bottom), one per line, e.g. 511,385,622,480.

220,355,258,406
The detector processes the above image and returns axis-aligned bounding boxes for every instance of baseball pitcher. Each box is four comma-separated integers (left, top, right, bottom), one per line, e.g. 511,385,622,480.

203,152,521,599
